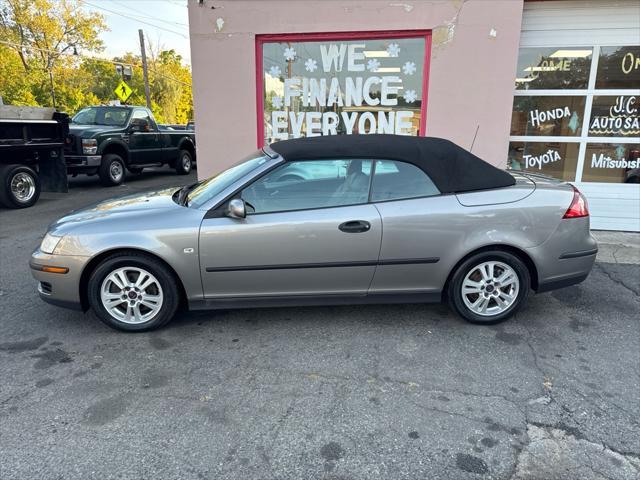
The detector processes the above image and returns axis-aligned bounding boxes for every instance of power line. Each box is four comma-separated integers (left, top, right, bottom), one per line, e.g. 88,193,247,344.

109,0,189,27
81,0,189,38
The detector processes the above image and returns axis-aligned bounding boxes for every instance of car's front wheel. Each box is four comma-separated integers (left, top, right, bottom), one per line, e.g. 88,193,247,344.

87,252,179,331
448,251,530,324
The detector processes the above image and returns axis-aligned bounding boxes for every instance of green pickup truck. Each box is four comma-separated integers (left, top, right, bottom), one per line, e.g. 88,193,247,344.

64,105,196,186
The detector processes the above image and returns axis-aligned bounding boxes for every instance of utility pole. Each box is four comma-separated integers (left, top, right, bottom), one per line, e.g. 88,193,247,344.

138,29,151,109
48,70,57,109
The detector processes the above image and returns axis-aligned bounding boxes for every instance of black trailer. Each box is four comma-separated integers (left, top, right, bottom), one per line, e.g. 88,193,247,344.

0,107,69,208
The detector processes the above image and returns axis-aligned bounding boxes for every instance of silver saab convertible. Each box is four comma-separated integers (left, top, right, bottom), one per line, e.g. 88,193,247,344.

30,135,597,331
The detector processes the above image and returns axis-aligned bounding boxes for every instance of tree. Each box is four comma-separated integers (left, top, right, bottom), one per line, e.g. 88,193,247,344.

0,0,106,72
0,0,193,123
148,48,193,124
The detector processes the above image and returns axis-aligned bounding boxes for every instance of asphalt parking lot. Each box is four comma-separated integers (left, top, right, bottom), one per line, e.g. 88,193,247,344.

0,169,638,480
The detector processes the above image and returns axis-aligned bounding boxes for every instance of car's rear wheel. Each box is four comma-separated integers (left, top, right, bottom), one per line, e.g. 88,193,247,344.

175,150,192,175
99,154,126,186
448,251,530,324
87,252,179,331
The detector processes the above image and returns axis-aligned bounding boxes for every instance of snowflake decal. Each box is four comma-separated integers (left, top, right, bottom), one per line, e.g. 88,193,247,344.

268,65,282,78
387,43,401,57
304,58,318,72
271,96,284,109
404,89,417,104
283,47,296,61
366,58,381,72
402,61,417,75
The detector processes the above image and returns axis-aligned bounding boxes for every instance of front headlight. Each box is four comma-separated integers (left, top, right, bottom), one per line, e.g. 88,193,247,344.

82,139,98,155
40,233,63,254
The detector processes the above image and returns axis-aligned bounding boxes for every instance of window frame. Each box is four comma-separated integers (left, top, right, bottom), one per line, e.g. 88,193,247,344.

368,159,441,203
510,44,640,183
255,30,432,148
231,157,444,217
241,158,375,216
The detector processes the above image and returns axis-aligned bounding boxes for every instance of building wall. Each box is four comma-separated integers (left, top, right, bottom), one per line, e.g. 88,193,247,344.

188,0,524,178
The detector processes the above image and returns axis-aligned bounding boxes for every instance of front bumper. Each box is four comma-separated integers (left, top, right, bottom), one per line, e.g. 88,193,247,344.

65,155,102,170
30,249,89,311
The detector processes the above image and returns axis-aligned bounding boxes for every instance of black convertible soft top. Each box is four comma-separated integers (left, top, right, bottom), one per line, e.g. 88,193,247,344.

270,134,515,194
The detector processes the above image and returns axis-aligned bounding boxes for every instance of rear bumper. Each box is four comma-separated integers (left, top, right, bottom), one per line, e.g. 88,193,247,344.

536,271,591,293
526,217,598,292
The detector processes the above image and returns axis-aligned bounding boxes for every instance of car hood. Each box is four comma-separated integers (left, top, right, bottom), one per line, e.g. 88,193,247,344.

69,124,124,137
49,187,183,233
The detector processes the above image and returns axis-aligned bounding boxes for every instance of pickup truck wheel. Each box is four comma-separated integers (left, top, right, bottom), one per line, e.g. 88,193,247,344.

175,150,192,175
0,164,41,208
99,154,125,186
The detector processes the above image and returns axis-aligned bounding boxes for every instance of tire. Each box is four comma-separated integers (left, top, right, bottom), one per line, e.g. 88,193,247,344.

0,164,41,208
99,154,126,186
447,251,530,325
175,149,192,175
87,252,180,332
128,167,144,174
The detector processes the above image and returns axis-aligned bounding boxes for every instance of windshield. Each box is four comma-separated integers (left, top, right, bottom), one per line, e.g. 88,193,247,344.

72,107,130,127
187,150,271,208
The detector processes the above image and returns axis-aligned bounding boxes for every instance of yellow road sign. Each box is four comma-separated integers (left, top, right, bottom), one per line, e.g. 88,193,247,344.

114,80,133,102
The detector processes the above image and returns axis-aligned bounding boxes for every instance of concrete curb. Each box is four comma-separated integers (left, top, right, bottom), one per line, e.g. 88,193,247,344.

592,230,640,265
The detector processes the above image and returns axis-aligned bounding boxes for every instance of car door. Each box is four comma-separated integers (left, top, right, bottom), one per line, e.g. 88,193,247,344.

127,109,160,164
367,159,461,294
199,159,382,299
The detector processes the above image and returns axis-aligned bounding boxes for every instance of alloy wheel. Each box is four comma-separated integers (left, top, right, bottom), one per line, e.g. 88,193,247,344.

100,267,164,324
461,261,520,317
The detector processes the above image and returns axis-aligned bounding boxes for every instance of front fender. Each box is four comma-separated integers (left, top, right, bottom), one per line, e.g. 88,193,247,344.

98,137,130,160
60,207,205,302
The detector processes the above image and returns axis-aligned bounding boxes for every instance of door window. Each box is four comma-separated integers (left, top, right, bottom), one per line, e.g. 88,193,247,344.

130,109,153,130
242,159,372,214
370,160,439,201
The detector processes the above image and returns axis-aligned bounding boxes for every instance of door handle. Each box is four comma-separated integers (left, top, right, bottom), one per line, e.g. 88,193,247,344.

339,220,371,233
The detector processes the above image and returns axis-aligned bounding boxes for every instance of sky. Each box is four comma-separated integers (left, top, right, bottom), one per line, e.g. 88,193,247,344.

81,0,191,65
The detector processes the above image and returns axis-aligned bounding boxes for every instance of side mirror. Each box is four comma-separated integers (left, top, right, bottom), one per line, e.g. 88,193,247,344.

226,198,246,219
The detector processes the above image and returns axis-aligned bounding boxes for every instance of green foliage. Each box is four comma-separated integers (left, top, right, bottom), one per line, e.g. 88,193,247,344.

0,0,193,124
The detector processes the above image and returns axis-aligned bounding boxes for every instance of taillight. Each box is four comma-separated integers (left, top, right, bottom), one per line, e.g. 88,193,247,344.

563,185,589,219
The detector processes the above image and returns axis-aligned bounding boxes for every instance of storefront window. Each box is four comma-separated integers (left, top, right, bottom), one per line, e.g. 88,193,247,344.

582,143,640,183
595,46,640,89
258,33,429,145
589,95,640,137
508,141,579,181
514,47,593,90
511,43,640,195
511,96,585,136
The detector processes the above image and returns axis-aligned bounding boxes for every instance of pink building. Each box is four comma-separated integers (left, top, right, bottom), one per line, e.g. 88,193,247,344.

188,0,640,231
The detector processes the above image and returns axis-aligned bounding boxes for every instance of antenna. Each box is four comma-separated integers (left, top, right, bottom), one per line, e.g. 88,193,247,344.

470,125,479,152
